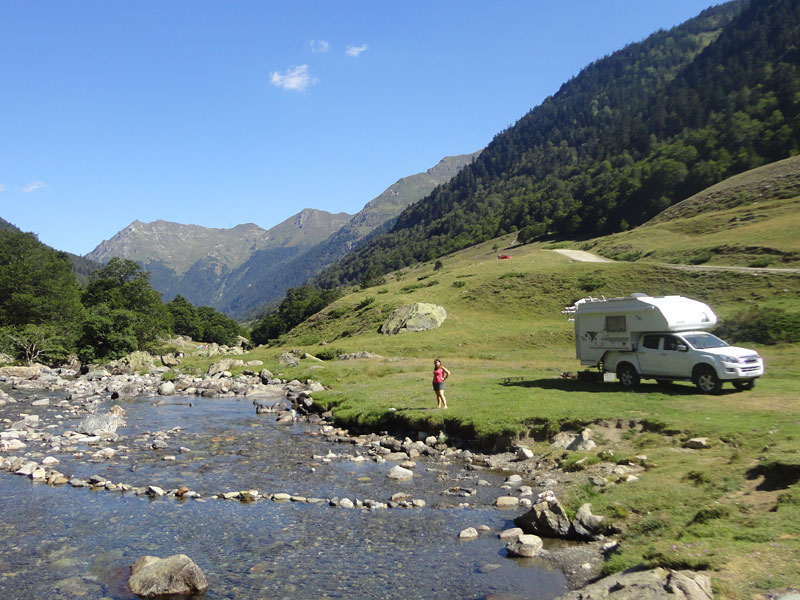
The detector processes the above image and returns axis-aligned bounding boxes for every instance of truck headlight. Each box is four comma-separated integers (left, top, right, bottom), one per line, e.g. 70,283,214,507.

718,355,741,364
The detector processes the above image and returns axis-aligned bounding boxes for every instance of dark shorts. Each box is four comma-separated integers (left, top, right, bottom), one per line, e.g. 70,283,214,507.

433,381,446,391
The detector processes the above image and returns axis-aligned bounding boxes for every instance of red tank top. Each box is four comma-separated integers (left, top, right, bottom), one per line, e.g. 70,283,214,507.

433,367,445,384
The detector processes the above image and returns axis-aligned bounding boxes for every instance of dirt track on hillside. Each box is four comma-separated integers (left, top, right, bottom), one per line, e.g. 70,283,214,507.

551,249,800,274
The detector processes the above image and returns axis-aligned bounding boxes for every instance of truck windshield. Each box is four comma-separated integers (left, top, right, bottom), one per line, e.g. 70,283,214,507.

683,333,729,349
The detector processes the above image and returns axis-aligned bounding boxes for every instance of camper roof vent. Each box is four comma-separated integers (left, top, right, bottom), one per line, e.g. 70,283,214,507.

630,292,649,298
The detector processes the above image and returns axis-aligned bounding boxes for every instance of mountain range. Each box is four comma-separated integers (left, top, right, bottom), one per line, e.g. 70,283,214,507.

85,152,479,318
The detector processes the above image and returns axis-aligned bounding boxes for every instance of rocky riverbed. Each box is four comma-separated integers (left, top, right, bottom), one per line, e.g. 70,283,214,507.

1,362,696,599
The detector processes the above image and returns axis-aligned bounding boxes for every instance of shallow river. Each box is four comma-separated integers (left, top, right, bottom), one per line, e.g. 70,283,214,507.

0,390,569,599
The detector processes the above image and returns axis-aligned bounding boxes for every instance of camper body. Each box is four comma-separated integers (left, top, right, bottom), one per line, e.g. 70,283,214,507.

567,294,764,393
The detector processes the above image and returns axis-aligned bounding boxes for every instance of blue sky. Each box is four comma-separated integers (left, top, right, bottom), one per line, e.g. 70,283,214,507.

1,1,718,256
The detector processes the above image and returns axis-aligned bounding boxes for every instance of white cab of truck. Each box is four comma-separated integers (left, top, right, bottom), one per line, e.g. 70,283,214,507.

564,293,764,393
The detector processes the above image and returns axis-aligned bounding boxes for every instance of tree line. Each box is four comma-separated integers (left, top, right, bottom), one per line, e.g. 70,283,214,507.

0,230,244,365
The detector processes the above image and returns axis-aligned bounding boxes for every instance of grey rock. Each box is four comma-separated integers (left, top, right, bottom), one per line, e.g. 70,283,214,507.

684,437,710,449
506,534,543,558
571,503,606,540
157,381,175,396
77,413,125,436
514,494,572,538
553,567,713,600
387,465,414,480
379,303,448,335
128,554,208,597
516,446,535,460
279,352,300,367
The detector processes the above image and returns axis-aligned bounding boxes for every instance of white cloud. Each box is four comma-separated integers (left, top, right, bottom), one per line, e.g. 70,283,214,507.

22,181,46,193
310,39,330,53
0,185,5,192
345,44,368,57
269,65,318,92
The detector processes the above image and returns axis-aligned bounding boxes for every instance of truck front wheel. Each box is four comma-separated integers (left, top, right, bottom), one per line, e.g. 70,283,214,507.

695,366,721,394
733,379,756,391
617,363,640,389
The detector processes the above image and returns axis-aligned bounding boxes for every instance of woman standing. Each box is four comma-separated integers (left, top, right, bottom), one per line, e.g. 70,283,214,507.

432,358,451,409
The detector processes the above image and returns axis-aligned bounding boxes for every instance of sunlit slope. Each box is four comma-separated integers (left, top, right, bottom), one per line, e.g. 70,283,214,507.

582,155,800,267
283,233,800,359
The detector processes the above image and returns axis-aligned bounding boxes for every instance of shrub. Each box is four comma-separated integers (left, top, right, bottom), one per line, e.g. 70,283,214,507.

748,257,773,268
688,251,713,265
578,273,605,292
452,280,466,288
715,308,800,344
356,297,375,310
315,348,341,361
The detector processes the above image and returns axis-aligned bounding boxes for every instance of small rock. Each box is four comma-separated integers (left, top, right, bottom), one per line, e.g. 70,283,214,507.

459,527,479,540
499,527,523,540
684,437,710,449
495,496,520,509
506,534,543,558
387,465,414,480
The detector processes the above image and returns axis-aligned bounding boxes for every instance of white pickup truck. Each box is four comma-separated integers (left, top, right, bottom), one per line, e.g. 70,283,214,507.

564,294,764,393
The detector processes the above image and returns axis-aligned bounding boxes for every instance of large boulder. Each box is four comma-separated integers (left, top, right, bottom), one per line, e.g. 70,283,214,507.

208,359,244,376
514,491,572,538
554,568,713,600
571,503,606,541
550,428,597,452
128,554,208,597
506,534,544,558
77,409,126,436
0,366,44,379
108,351,155,375
379,303,447,335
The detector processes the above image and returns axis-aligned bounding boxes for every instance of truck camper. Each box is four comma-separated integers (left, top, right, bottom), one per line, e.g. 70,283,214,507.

563,293,764,393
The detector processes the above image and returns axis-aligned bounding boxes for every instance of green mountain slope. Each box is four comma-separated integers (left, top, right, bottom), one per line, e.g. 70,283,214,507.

317,0,800,288
0,216,101,284
584,155,800,267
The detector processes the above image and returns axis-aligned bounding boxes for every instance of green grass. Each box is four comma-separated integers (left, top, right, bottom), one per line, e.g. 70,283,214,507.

171,206,799,598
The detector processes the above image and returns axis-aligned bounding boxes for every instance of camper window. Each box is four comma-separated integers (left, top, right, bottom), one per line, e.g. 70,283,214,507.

605,315,626,332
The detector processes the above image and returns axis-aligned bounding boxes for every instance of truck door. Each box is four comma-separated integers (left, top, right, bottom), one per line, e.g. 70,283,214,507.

636,334,663,375
659,334,693,378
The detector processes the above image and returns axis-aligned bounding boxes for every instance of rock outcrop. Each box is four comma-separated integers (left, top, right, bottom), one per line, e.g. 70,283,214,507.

553,567,713,600
514,492,608,541
127,554,208,597
379,303,447,335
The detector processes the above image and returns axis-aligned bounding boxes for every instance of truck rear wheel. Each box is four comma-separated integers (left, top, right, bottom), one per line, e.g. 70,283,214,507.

617,363,639,389
695,366,721,394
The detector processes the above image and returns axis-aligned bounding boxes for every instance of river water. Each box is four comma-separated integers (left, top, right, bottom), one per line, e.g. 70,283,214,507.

0,390,569,599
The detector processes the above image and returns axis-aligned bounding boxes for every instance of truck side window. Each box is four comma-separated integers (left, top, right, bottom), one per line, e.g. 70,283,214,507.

605,316,626,332
663,336,680,351
642,335,660,349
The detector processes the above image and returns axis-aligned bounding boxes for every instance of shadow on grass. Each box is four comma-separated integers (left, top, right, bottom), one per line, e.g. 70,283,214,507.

746,461,800,491
499,378,717,396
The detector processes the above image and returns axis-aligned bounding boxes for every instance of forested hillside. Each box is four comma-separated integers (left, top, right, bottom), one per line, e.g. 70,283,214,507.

316,0,800,287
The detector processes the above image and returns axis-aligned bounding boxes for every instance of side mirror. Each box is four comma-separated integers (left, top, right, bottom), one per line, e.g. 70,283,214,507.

676,344,688,352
